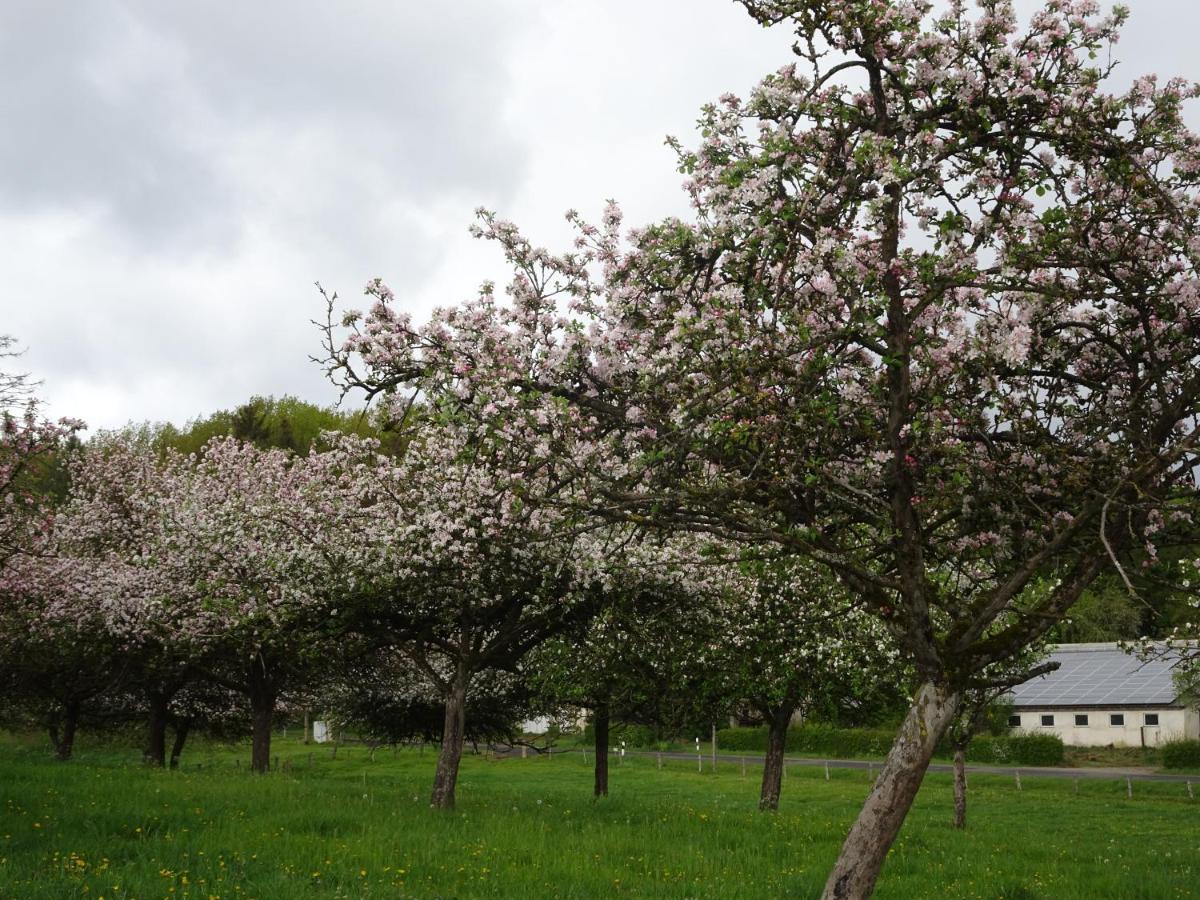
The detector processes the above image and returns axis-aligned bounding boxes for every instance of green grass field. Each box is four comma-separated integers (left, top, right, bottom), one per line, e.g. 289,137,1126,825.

0,733,1196,899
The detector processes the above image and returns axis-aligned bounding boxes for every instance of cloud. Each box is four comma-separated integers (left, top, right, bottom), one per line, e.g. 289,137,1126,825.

0,0,529,250
1,0,1197,430
0,0,536,427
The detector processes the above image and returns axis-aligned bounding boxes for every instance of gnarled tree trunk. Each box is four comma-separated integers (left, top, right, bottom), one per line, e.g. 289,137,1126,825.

247,660,277,774
952,747,967,829
821,680,960,900
51,700,81,761
430,675,468,809
144,690,170,767
759,706,792,811
593,705,610,798
169,718,193,770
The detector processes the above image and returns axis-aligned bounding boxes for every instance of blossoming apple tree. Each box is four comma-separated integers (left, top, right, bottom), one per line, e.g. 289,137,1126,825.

324,1,1200,893
44,431,208,766
0,551,127,760
0,354,88,758
526,538,731,799
143,437,380,773
50,434,378,772
339,414,703,809
697,559,903,811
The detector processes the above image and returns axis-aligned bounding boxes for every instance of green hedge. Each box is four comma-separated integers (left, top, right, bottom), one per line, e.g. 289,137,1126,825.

716,724,897,758
962,733,1064,767
581,722,673,751
715,725,1064,766
1161,739,1200,771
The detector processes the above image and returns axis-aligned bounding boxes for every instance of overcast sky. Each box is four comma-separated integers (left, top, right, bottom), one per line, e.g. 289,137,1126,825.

2,1,1197,432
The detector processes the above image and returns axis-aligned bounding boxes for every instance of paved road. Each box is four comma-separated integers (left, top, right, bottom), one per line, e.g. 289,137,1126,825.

530,747,1200,784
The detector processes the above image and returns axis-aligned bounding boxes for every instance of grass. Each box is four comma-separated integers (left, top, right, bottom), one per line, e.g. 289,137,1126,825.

1061,744,1162,769
0,732,1197,899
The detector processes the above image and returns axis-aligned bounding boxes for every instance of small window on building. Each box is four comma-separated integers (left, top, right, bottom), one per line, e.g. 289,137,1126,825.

1145,713,1160,727
1074,714,1089,727
1008,715,1021,727
1040,714,1055,727
1110,713,1125,726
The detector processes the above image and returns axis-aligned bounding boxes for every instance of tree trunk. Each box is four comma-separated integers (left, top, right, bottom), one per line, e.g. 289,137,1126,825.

53,700,81,761
821,681,960,900
143,691,170,767
759,707,791,811
169,718,193,770
593,705,610,798
952,747,967,829
247,660,277,774
429,676,468,809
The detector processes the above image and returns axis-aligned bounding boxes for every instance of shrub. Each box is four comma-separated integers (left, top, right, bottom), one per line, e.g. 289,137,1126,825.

787,724,897,758
715,724,896,758
1161,739,1200,771
965,733,1064,767
715,724,1064,766
581,722,666,750
1008,733,1066,766
715,726,768,752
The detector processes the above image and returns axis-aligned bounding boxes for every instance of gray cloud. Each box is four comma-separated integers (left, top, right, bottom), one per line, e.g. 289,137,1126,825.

1,0,1197,431
0,0,527,251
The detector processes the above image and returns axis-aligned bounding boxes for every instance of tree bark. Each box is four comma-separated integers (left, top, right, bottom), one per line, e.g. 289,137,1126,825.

593,705,610,798
53,700,81,761
952,747,967,829
169,718,193,770
247,660,277,774
429,675,468,809
821,680,960,900
759,707,792,811
143,691,170,767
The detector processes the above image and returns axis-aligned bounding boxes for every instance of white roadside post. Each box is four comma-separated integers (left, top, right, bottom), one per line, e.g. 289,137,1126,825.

696,737,702,773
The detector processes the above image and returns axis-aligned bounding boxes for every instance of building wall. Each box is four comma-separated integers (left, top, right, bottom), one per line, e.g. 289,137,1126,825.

1009,707,1194,747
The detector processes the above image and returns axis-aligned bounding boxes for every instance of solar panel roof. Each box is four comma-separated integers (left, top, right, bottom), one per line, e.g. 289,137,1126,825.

1009,643,1184,708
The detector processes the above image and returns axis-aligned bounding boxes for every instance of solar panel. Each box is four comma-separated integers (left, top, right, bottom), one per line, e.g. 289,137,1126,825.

1009,644,1182,707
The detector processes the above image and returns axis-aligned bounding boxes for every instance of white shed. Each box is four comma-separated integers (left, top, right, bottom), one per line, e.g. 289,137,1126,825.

1008,643,1199,748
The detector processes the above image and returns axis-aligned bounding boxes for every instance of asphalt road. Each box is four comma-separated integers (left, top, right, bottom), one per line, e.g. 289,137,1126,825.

529,747,1200,784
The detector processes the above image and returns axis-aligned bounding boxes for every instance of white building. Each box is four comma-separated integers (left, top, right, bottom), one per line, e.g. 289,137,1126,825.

1008,643,1199,748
